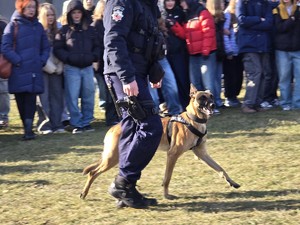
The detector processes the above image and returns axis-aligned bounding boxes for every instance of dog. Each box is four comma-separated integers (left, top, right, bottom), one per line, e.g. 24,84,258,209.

80,84,240,200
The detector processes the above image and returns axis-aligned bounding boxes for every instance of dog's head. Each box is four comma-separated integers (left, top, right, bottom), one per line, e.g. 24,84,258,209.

187,84,215,119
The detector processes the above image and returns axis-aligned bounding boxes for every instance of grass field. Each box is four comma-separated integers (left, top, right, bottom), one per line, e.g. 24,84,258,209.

0,98,299,225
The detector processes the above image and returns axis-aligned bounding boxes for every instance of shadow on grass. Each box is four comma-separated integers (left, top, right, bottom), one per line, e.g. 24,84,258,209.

155,189,300,212
0,119,109,164
0,163,84,175
0,179,50,185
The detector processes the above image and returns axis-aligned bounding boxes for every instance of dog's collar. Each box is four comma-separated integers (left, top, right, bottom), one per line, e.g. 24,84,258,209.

186,112,207,124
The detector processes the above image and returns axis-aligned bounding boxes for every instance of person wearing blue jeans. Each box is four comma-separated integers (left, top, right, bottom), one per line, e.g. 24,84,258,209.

0,78,10,128
276,51,300,110
64,65,95,129
189,52,216,97
150,57,183,115
273,0,300,110
54,0,99,133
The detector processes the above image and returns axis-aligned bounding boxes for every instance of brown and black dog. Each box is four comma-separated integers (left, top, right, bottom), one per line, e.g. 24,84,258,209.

80,84,240,200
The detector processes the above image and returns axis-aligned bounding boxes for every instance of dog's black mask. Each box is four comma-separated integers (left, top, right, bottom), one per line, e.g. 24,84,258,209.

199,94,215,110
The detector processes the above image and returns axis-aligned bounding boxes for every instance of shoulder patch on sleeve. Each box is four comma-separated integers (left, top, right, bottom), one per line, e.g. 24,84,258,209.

112,6,125,22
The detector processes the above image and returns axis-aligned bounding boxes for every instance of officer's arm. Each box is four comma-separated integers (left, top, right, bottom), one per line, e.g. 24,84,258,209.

103,0,135,85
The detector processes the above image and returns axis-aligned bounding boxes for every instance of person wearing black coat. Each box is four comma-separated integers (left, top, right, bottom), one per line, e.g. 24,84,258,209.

54,0,100,134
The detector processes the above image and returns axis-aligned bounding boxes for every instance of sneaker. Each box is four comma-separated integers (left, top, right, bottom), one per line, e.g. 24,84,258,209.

38,129,53,135
0,120,8,128
83,125,95,132
53,128,66,134
260,101,273,109
64,124,74,132
241,106,257,113
224,98,241,108
213,109,221,115
62,120,70,127
72,127,83,134
271,99,280,107
282,106,292,111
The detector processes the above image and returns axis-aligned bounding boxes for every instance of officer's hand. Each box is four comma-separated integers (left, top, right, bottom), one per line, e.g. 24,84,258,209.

123,80,139,96
150,80,162,89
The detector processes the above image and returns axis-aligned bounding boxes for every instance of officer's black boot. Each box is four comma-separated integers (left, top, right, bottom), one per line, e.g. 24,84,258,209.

22,119,36,141
108,175,157,209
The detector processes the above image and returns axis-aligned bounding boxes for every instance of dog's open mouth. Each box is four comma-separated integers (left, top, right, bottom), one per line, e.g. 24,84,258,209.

200,105,214,116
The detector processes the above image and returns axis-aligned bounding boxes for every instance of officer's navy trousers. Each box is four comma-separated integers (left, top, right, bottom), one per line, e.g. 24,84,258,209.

105,74,163,182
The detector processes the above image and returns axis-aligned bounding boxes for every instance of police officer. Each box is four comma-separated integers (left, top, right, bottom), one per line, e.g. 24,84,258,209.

103,0,164,209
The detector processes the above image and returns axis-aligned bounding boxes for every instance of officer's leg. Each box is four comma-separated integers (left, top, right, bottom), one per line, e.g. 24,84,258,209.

105,75,163,208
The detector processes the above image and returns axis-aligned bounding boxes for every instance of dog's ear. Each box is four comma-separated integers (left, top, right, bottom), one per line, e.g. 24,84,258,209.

190,84,198,98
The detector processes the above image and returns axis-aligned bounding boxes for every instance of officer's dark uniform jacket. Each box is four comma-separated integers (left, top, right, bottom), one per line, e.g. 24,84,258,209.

54,0,99,68
103,0,160,85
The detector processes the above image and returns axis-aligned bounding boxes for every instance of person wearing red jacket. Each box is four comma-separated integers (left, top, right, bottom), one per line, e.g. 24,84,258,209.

169,0,218,113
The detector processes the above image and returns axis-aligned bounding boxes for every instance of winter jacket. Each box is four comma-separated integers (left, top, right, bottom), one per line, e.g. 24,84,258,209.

91,19,105,73
1,11,50,94
273,1,300,51
171,2,216,56
53,0,100,68
236,0,273,53
223,10,239,56
164,6,187,55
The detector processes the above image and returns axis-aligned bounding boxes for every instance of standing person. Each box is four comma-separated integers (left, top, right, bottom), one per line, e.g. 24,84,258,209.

36,3,65,134
103,0,163,208
273,0,300,110
82,0,95,25
206,0,226,109
0,15,10,129
169,0,218,113
236,0,273,113
54,0,100,134
1,0,50,140
223,0,244,107
92,0,120,126
259,0,280,109
149,16,183,116
163,0,190,109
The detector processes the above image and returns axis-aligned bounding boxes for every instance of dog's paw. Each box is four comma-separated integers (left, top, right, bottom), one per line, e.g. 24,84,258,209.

164,194,178,200
231,183,241,189
80,192,86,199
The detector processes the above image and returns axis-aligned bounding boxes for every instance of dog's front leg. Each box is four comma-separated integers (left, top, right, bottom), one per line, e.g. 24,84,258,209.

162,148,184,200
192,145,240,189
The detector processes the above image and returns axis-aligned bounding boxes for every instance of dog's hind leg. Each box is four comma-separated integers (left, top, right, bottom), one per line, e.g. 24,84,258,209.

80,128,120,199
162,149,184,200
80,151,119,199
192,146,240,189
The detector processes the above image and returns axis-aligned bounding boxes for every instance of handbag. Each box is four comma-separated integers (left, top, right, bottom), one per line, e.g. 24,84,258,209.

0,21,18,79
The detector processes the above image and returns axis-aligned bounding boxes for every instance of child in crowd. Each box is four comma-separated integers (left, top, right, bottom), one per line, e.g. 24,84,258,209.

54,0,100,134
37,3,65,134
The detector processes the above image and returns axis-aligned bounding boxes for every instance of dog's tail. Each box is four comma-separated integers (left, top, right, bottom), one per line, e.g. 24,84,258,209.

82,163,100,175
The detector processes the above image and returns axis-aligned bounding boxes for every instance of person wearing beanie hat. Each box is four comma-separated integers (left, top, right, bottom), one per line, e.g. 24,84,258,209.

53,0,100,134
1,0,50,140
